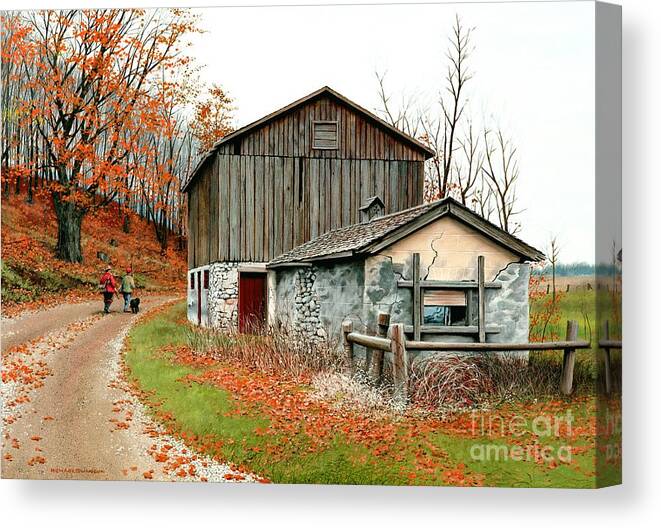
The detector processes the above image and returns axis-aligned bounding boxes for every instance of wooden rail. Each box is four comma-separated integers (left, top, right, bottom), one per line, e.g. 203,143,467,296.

405,339,590,351
342,318,590,403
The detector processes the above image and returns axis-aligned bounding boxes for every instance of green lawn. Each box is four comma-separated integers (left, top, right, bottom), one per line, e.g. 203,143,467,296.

124,302,620,487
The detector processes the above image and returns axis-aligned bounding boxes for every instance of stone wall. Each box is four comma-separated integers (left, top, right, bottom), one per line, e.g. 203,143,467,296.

274,261,365,343
272,257,531,365
485,262,531,346
207,261,239,329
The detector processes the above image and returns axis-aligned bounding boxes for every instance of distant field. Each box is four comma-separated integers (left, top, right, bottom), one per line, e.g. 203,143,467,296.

530,274,621,294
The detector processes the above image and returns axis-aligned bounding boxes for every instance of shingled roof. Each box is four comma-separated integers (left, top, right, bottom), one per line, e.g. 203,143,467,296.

267,197,545,268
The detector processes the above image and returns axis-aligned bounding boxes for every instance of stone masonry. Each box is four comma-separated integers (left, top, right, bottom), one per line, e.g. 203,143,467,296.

292,267,325,340
208,261,239,329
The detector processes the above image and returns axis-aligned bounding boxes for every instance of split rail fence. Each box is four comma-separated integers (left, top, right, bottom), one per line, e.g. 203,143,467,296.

342,316,601,404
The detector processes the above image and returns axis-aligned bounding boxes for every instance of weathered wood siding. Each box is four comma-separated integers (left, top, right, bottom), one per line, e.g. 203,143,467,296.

188,156,219,269
188,94,427,268
216,96,428,161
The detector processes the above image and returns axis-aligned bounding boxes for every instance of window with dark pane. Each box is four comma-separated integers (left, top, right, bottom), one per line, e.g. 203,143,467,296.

423,290,467,326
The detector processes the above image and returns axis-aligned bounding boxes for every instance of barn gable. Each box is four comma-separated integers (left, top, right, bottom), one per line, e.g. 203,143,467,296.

182,86,433,193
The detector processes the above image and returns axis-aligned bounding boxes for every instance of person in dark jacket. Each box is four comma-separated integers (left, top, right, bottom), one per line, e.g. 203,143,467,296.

99,266,118,314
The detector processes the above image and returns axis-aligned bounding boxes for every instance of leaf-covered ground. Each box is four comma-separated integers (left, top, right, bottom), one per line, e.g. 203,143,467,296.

1,193,187,316
124,302,621,487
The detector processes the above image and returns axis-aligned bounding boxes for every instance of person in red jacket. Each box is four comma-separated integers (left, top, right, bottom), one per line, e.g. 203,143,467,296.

99,266,118,314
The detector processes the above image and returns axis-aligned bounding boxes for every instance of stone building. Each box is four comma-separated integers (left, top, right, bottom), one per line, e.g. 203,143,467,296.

267,197,544,352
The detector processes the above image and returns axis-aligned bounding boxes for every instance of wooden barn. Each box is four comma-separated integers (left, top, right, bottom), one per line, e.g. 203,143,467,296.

183,86,543,350
182,86,434,329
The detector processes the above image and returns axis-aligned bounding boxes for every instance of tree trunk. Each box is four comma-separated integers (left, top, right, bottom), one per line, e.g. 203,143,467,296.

122,213,131,233
53,195,85,263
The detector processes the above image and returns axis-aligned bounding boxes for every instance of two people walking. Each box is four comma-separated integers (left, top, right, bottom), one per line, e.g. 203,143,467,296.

99,266,136,314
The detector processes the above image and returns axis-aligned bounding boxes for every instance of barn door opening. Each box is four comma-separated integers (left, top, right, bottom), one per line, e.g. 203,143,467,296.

238,272,267,334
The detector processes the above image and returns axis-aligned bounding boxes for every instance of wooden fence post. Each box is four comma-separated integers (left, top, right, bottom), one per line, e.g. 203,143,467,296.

342,320,354,375
560,320,579,395
390,323,408,407
370,312,390,384
412,253,422,341
602,320,612,394
477,255,486,343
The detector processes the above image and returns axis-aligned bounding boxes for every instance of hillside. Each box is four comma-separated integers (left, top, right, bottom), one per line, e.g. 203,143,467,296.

1,193,187,316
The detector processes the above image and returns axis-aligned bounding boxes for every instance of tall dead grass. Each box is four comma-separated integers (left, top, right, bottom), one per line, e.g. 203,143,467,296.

184,323,343,379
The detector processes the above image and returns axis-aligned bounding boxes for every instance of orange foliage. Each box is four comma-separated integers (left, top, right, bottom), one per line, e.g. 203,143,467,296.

529,271,565,341
190,84,235,153
1,192,186,314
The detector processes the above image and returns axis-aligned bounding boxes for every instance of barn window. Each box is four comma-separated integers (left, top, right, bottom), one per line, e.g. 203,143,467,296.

190,272,195,289
203,269,209,289
423,290,467,326
312,121,338,149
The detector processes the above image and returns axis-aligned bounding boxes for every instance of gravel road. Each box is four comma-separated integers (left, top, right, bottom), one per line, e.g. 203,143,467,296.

1,297,254,483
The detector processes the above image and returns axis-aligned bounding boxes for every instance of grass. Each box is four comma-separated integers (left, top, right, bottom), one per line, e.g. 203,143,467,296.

530,287,621,343
124,301,621,487
529,287,622,392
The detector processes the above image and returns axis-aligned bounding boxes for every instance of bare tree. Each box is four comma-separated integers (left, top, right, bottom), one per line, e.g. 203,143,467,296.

468,172,494,221
481,128,522,234
454,120,482,205
375,16,473,201
375,71,421,138
436,14,474,198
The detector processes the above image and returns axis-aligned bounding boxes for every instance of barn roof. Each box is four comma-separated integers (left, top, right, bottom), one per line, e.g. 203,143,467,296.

267,197,545,268
181,86,435,192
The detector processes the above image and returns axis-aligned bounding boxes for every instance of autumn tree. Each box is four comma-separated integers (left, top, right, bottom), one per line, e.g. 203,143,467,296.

130,71,198,252
190,83,234,153
5,9,200,263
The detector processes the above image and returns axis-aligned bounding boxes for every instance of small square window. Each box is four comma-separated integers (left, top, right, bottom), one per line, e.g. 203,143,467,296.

203,270,209,289
312,121,338,150
190,273,195,289
424,290,467,326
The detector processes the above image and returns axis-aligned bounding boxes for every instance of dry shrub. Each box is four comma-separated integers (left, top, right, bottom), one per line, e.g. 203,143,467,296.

310,370,395,416
409,352,595,410
409,354,495,409
184,323,343,379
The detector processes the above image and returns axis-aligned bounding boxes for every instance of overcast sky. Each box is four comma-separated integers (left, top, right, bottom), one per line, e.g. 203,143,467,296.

188,1,595,263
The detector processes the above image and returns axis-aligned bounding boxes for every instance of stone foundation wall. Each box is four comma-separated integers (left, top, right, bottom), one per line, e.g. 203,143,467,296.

207,261,239,329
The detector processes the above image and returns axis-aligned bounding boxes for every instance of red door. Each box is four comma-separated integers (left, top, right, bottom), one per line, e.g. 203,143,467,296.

238,272,267,333
197,271,202,325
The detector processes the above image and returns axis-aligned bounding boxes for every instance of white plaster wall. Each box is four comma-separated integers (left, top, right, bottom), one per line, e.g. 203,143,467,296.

380,216,520,282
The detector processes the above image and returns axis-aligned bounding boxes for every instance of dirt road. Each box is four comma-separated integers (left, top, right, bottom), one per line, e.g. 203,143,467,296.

1,297,251,482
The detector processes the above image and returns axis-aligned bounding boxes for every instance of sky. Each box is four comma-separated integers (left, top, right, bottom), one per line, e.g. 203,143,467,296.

187,1,596,263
